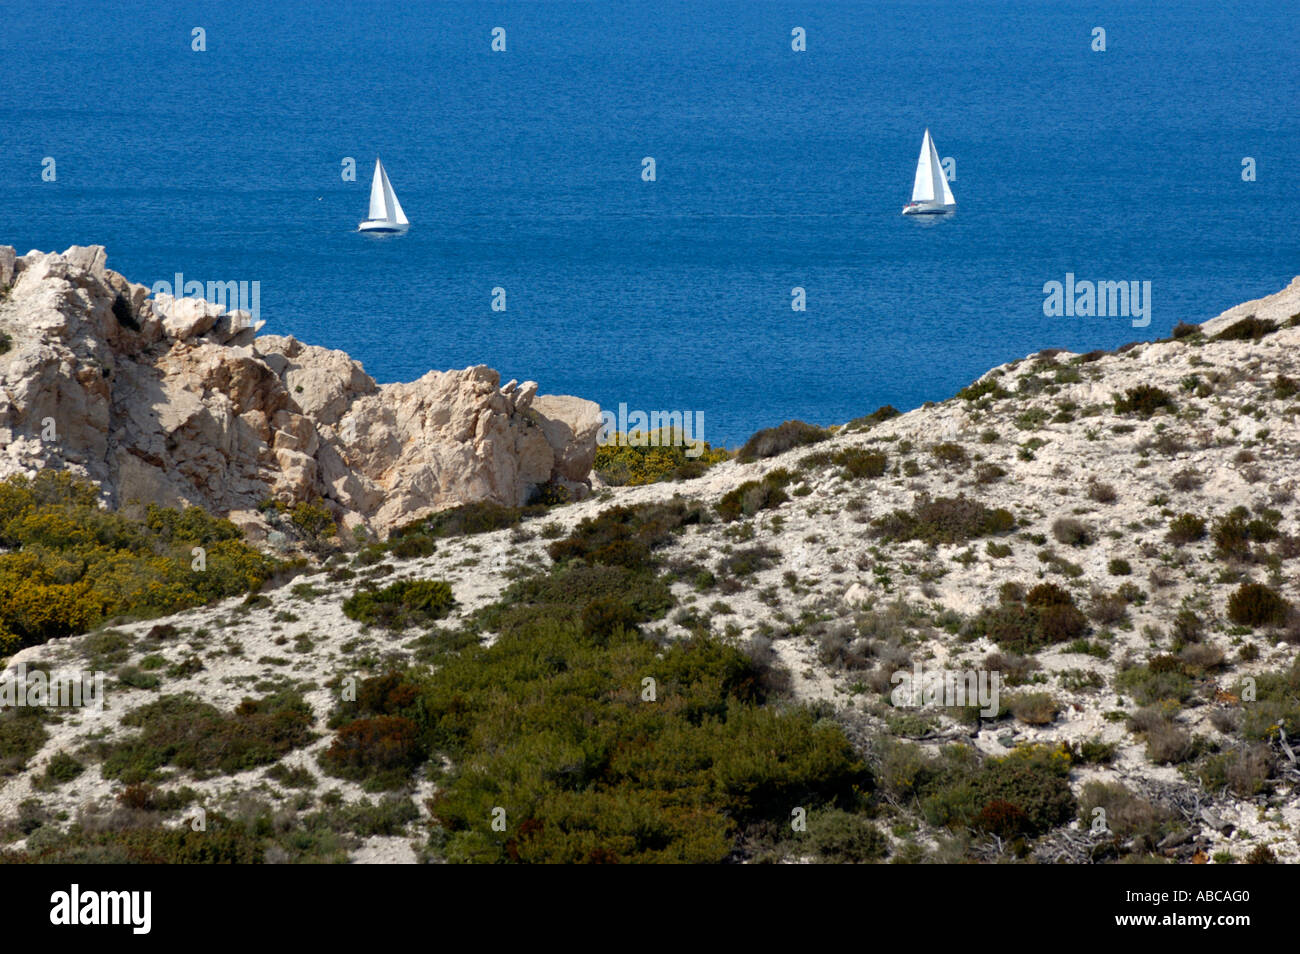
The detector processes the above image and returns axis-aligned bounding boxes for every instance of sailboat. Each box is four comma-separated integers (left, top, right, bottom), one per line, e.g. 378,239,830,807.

357,158,410,233
901,129,955,216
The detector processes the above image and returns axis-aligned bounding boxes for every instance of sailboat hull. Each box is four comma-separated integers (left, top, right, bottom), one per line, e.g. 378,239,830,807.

902,202,955,216
358,220,410,233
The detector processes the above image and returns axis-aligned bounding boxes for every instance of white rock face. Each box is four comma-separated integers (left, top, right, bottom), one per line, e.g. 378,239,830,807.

0,245,601,534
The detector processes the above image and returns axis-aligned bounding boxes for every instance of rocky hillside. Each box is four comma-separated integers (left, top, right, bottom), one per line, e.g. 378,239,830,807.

0,245,601,538
2,267,1299,864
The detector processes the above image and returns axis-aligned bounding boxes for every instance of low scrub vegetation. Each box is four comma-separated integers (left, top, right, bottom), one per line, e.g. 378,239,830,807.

99,692,314,783
966,583,1089,654
1116,657,1195,707
1213,315,1278,342
1051,517,1093,547
876,742,1076,843
0,471,280,653
1167,513,1207,545
1226,582,1289,628
844,405,900,432
1211,506,1280,561
342,579,456,629
593,429,730,485
1113,385,1175,417
321,500,875,862
797,446,888,481
736,421,830,463
717,470,794,522
548,500,705,564
389,500,548,544
956,377,1011,402
872,495,1014,546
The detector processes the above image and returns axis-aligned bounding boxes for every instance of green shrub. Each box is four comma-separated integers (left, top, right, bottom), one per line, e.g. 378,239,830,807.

931,442,969,469
548,501,703,565
919,745,1076,839
1226,583,1288,627
1212,506,1279,560
41,750,85,786
388,533,437,560
1142,719,1195,764
322,482,894,862
716,470,793,522
343,579,455,629
478,564,673,640
1273,375,1300,400
1051,517,1093,547
1025,583,1073,607
836,448,889,480
970,751,1075,836
797,447,887,481
845,405,900,430
736,421,830,463
1114,385,1175,417
1213,315,1277,342
1115,660,1193,706
968,584,1088,654
719,545,781,577
413,626,866,862
391,501,546,541
581,596,641,642
956,378,1010,402
6,819,268,864
1037,604,1090,643
806,809,889,863
0,707,50,776
871,495,1014,545
118,665,161,690
1167,513,1207,545
1235,662,1300,741
101,692,314,782
1171,608,1206,647
1007,693,1058,725
332,795,420,836
323,550,872,862
1196,745,1272,796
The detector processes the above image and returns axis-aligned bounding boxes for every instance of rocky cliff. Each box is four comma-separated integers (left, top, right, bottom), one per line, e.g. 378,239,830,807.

0,245,601,536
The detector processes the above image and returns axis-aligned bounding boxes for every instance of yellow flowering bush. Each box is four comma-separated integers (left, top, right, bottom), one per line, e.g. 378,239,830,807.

0,471,279,652
593,429,730,486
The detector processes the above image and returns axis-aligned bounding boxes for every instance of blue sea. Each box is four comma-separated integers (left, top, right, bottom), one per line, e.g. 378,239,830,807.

2,1,1296,446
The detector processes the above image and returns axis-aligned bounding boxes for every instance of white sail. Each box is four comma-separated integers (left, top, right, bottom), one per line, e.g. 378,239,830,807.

911,131,937,203
931,132,955,206
367,159,388,221
910,129,955,207
380,163,408,226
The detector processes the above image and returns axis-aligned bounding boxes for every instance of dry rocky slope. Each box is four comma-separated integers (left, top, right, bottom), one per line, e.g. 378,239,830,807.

0,245,601,537
2,259,1300,863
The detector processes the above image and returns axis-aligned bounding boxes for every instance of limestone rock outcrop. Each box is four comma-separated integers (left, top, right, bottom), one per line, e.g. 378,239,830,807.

0,245,601,535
